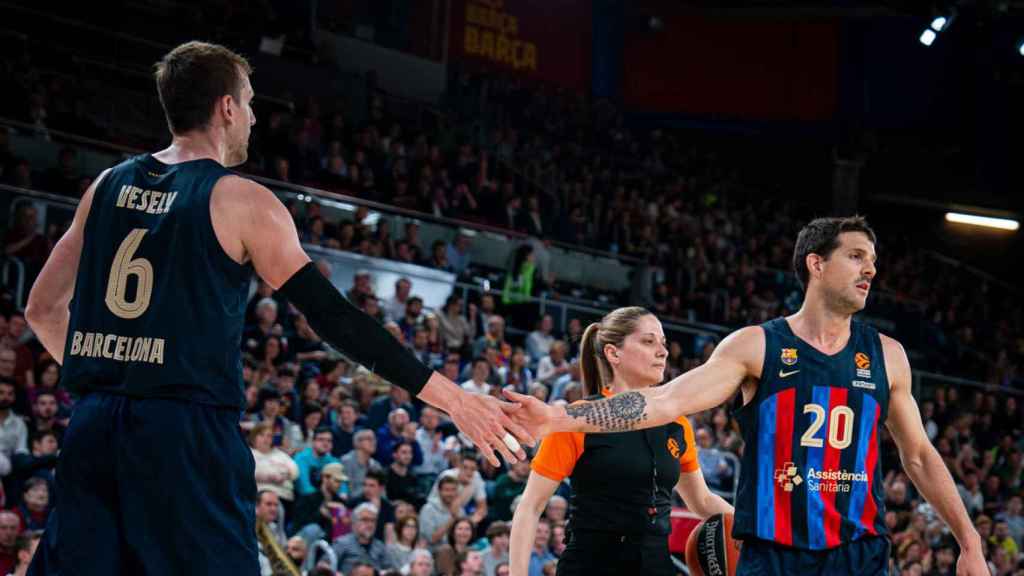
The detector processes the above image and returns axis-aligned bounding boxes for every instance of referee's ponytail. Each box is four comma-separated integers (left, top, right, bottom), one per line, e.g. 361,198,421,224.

580,306,653,396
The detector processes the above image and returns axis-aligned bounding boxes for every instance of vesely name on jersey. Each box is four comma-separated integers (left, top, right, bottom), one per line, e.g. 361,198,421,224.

115,185,178,215
806,468,869,493
68,331,166,365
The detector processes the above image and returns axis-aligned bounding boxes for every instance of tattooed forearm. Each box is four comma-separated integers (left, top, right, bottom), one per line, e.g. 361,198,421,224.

565,391,648,432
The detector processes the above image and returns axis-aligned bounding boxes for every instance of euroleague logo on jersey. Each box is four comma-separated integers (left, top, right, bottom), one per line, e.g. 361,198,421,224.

667,437,682,460
854,352,872,379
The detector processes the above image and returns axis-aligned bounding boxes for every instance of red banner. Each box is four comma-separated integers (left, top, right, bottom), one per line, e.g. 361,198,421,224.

448,0,592,91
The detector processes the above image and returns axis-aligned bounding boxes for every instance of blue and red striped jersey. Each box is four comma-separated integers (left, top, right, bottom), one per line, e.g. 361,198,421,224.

733,318,889,550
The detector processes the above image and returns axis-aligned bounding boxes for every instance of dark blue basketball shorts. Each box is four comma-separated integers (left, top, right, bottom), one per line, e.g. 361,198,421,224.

736,536,890,576
29,393,259,576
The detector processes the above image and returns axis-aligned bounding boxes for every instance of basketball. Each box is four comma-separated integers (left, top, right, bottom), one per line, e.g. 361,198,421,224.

685,513,741,576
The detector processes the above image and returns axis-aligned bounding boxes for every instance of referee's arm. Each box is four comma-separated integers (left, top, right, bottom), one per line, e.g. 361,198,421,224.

214,176,534,466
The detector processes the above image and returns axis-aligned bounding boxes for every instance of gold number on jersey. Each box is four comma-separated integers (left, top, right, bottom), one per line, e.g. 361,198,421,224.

800,403,855,450
104,228,153,319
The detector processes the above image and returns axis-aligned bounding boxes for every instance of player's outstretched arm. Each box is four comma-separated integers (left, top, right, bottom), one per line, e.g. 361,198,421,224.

220,178,533,465
882,336,987,576
26,171,107,364
506,326,762,437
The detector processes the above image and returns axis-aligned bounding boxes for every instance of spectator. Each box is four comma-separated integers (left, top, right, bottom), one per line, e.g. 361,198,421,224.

386,441,425,509
501,245,537,316
3,202,50,277
495,561,511,576
446,232,473,277
290,314,329,366
527,518,556,576
294,400,325,454
28,391,64,446
428,239,453,272
346,270,376,303
490,460,530,522
341,429,383,500
543,496,567,526
9,530,41,576
399,222,425,263
384,278,413,324
290,462,349,543
0,511,19,575
405,548,434,576
549,523,566,558
996,495,1023,550
28,360,71,411
347,468,396,543
525,315,556,365
535,341,571,396
461,357,492,396
330,399,362,457
470,294,499,339
397,297,425,344
243,297,284,353
255,491,287,573
428,452,488,528
366,385,417,432
1,314,32,388
12,477,49,532
386,515,423,568
695,426,735,492
990,520,1018,561
433,517,475,576
957,472,984,517
564,318,583,361
413,406,449,488
472,316,508,364
482,521,511,576
0,380,27,461
408,327,433,367
245,387,298,452
455,548,485,576
375,408,424,469
293,426,341,497
285,536,308,571
250,422,300,518
498,347,533,395
420,475,461,546
8,430,57,508
436,295,474,353
333,502,394,574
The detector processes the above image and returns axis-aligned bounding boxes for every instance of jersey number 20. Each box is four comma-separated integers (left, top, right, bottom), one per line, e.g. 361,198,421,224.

800,403,854,450
105,228,153,319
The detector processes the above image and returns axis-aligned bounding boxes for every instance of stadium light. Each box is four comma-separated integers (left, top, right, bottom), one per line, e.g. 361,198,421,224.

930,16,948,31
920,29,937,46
945,212,1020,231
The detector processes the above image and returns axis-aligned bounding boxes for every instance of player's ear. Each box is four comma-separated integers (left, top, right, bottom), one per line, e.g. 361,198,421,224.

219,94,235,124
603,343,620,366
806,253,823,280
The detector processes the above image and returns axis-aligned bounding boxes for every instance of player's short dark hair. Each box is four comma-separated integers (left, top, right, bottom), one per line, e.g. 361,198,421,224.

792,216,876,291
153,41,252,135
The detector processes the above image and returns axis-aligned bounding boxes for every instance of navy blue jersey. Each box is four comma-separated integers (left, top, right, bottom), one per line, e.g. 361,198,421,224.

62,154,252,409
733,318,890,550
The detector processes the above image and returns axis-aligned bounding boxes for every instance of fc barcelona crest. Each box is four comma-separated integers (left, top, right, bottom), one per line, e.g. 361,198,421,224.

781,348,798,366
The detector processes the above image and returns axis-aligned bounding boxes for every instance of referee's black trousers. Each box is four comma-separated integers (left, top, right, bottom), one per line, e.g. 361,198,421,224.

556,529,675,576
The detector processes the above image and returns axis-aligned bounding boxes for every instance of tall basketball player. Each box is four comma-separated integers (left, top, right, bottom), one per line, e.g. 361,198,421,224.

24,41,531,575
508,217,987,575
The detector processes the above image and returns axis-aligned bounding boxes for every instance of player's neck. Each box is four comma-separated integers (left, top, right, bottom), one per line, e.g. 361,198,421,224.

606,376,653,396
789,298,851,352
154,132,229,165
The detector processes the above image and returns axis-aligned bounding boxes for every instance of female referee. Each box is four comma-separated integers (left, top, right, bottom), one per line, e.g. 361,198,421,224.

509,307,734,576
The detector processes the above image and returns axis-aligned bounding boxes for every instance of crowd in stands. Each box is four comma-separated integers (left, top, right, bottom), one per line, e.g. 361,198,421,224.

1,18,1023,576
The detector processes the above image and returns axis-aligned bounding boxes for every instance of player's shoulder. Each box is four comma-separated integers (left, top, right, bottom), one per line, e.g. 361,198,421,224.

877,332,911,370
715,325,766,363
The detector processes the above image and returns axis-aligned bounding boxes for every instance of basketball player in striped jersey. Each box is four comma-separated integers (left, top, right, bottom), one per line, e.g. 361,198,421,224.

509,216,986,575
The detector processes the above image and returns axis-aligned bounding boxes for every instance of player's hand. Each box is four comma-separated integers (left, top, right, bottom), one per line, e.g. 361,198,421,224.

502,388,557,439
448,391,535,467
956,547,988,576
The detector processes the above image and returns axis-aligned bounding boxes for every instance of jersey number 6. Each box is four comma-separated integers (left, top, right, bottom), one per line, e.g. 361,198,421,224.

799,403,854,450
105,228,154,319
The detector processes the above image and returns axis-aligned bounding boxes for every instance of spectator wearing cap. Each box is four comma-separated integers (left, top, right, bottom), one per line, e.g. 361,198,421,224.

290,461,349,543
293,427,341,497
249,422,300,519
341,429,382,500
374,408,423,469
482,521,511,576
333,502,394,574
383,278,413,325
